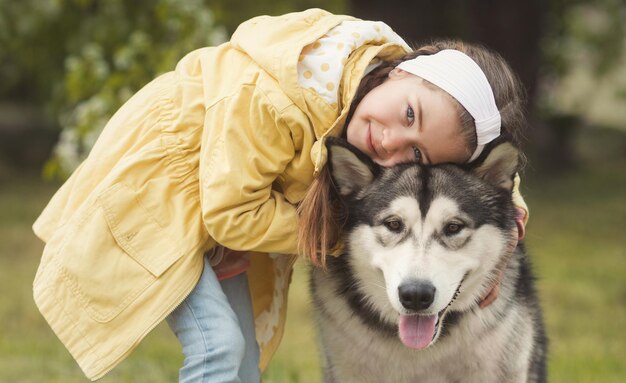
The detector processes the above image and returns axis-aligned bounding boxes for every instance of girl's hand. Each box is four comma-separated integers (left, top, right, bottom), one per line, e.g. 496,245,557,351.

210,247,251,280
479,208,526,308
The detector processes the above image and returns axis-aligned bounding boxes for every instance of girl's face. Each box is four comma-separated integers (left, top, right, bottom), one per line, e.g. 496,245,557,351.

346,69,470,166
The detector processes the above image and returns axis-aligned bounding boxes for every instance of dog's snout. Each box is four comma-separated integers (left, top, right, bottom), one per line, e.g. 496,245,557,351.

398,281,436,311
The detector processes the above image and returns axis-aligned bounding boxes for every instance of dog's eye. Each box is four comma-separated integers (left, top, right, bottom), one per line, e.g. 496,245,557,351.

383,218,404,233
443,222,464,236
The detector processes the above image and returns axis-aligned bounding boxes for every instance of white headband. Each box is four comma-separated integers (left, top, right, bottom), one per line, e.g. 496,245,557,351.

396,49,501,162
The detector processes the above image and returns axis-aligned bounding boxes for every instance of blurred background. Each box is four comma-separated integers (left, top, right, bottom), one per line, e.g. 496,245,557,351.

0,0,624,382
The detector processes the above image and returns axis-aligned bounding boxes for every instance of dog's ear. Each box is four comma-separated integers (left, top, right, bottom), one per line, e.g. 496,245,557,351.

325,137,379,196
472,142,520,191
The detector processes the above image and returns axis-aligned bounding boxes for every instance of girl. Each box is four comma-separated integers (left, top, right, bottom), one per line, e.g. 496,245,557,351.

32,8,528,382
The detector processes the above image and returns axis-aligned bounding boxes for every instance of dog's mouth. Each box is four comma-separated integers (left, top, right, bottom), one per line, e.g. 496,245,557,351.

397,277,464,350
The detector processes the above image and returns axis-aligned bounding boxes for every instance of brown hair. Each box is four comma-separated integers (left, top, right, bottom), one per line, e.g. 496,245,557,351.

297,39,528,267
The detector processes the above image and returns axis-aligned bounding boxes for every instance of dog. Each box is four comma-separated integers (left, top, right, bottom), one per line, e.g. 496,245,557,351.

310,138,547,382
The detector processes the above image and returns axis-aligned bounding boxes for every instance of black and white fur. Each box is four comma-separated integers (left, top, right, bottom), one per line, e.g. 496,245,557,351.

310,138,547,383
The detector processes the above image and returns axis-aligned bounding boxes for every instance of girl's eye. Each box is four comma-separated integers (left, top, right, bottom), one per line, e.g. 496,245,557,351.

412,146,421,163
383,217,404,233
406,106,415,124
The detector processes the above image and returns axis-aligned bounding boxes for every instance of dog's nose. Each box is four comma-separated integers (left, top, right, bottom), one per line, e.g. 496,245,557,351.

398,281,436,311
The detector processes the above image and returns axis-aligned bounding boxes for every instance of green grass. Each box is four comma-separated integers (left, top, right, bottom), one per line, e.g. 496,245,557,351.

522,161,626,383
1,128,624,382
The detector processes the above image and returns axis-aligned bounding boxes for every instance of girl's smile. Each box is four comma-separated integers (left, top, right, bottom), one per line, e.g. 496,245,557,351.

366,123,379,156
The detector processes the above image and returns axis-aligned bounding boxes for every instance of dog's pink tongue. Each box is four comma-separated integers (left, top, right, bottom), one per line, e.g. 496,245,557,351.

399,314,437,350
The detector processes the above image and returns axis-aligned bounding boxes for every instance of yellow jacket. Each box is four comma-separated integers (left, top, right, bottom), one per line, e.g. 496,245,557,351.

32,9,413,380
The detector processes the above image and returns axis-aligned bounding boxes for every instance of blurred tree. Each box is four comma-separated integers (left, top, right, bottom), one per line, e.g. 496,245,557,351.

537,0,626,169
208,0,346,35
50,0,228,177
0,1,64,104
0,0,227,177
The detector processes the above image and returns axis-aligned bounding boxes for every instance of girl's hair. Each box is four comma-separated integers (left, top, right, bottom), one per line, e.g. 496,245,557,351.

297,39,527,267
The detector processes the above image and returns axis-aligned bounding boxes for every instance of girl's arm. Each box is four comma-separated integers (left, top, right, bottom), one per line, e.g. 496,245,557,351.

199,86,306,255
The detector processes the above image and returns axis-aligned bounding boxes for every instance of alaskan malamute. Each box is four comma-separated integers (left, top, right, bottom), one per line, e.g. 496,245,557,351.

311,138,547,382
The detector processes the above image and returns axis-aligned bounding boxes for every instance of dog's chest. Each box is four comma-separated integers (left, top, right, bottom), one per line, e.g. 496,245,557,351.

316,297,514,383
326,332,496,383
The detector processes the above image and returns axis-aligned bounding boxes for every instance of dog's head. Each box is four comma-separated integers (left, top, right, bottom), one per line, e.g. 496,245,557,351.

325,137,520,350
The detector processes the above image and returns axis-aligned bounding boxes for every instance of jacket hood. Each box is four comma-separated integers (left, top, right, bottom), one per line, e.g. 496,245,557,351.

230,9,409,140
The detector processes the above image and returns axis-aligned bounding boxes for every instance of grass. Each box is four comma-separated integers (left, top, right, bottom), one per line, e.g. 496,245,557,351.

521,156,626,382
0,127,624,382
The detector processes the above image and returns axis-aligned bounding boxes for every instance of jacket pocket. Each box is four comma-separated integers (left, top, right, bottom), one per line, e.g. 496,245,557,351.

56,183,185,323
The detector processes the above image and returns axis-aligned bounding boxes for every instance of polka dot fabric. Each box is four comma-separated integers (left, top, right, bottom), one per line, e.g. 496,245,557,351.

297,20,409,109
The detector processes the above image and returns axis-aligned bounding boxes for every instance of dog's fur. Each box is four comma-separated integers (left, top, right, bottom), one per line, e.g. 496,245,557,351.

310,138,547,382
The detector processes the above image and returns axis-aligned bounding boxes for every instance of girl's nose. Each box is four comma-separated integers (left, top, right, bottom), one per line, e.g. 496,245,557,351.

382,126,412,153
380,127,416,165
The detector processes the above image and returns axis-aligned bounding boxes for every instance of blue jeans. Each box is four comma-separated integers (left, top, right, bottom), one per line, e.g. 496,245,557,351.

166,256,260,383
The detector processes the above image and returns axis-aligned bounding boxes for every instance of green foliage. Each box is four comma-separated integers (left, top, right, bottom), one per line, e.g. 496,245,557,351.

55,0,228,177
208,0,346,34
0,0,227,178
0,0,64,103
540,0,626,125
543,0,625,78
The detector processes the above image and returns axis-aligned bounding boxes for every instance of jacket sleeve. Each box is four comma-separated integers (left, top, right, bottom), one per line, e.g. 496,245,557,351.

200,85,302,255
